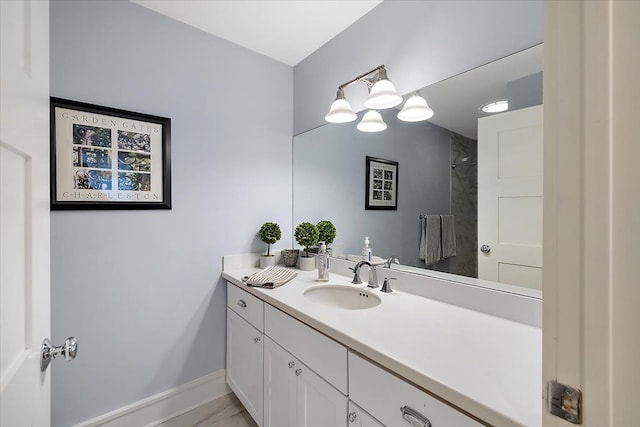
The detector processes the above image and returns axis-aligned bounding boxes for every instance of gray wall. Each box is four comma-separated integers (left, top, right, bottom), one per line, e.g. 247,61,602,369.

294,109,451,265
508,72,544,110
50,2,292,426
293,0,543,134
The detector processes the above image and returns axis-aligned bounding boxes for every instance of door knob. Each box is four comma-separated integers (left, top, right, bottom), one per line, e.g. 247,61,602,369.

480,244,491,254
41,337,77,372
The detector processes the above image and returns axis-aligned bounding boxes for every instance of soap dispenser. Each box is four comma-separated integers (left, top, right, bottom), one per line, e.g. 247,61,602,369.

362,237,372,262
317,241,330,281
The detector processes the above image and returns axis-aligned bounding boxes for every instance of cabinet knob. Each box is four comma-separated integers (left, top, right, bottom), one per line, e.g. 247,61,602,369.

295,368,302,376
237,299,247,308
288,361,295,368
348,412,357,423
253,336,261,343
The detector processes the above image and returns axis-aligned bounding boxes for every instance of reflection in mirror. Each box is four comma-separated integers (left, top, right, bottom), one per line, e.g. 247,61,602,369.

293,44,543,295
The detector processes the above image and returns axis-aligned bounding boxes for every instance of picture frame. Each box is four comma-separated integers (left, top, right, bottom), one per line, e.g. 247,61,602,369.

50,97,171,210
365,156,398,210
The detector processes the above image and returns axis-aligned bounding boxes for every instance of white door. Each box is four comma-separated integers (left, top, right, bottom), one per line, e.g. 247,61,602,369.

296,360,347,427
544,1,640,426
226,309,263,426
0,0,51,425
263,337,297,427
477,104,543,290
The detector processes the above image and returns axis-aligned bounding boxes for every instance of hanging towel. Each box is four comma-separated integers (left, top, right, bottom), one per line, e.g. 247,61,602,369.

419,216,427,261
441,215,457,259
419,215,442,265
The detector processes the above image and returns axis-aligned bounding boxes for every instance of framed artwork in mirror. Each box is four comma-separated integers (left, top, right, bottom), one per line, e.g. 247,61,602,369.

50,97,171,210
365,156,398,210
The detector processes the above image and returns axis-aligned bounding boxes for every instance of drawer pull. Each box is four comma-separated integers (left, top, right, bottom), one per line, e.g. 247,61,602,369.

295,368,302,376
288,361,295,368
237,299,247,308
253,336,261,343
348,411,357,423
400,406,431,427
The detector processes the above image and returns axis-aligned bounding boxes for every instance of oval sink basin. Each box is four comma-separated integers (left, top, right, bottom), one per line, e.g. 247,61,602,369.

303,285,381,310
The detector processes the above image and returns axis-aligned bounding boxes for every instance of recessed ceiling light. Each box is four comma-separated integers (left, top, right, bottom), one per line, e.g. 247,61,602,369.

481,100,509,113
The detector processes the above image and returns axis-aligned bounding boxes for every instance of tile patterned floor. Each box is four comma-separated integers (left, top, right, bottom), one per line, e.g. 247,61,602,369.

156,393,257,427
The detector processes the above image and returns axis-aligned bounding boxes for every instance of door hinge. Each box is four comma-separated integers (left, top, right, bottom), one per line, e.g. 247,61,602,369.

547,380,582,424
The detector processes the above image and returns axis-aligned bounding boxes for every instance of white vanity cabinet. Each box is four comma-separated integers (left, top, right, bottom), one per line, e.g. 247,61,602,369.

264,336,347,427
226,285,265,426
263,304,348,427
347,402,384,427
349,352,482,427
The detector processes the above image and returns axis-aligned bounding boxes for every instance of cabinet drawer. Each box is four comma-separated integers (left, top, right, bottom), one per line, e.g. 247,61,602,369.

349,352,482,427
227,282,264,331
264,304,347,394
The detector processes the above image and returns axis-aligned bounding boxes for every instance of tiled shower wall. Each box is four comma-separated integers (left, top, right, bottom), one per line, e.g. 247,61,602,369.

449,133,478,278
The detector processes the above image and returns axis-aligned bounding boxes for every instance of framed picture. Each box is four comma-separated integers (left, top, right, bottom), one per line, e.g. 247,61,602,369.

50,98,171,210
365,156,398,210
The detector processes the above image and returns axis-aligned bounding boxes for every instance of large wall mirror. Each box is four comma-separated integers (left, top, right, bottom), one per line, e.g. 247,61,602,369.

293,44,543,297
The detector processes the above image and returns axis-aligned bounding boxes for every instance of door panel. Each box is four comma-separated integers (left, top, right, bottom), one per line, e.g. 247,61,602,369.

263,337,296,427
0,0,51,425
297,361,347,427
226,309,263,425
478,105,543,290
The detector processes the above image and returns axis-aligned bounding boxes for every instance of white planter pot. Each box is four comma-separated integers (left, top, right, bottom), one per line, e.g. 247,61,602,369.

260,255,277,269
298,255,315,271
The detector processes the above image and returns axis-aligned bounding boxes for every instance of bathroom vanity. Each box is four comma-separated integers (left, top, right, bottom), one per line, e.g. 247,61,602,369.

222,254,542,427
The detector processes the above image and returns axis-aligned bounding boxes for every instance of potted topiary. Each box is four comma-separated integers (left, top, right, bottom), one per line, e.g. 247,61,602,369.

295,222,319,271
316,220,336,253
258,222,281,268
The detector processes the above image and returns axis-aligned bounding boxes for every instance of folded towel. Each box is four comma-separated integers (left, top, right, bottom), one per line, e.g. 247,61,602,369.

243,266,297,288
419,215,442,265
441,215,457,259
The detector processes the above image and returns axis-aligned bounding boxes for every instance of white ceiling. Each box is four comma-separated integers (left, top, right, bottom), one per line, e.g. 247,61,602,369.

131,0,382,66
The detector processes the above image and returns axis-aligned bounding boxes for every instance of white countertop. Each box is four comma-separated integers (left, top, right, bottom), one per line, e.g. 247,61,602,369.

222,264,541,427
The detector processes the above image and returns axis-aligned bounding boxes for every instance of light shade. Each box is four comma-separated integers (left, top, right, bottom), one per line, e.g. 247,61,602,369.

325,89,357,123
364,79,403,110
481,100,509,113
357,110,387,132
325,99,357,123
397,94,434,122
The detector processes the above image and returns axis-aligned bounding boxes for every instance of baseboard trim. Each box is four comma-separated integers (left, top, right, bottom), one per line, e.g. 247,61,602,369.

73,370,231,427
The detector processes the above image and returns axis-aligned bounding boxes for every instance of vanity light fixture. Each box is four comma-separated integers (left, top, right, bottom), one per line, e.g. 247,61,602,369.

363,67,403,110
357,110,387,132
325,65,402,131
397,92,434,122
324,88,357,123
481,100,509,113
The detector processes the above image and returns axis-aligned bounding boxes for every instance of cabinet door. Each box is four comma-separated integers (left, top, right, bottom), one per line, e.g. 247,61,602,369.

227,309,263,426
348,401,384,427
264,337,297,427
297,361,348,427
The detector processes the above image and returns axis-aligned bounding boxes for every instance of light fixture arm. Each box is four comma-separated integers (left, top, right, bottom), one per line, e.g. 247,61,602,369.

337,65,386,91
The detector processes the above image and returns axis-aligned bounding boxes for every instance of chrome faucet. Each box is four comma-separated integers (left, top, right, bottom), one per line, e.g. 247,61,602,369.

381,277,396,293
367,265,379,288
383,256,400,268
349,260,371,284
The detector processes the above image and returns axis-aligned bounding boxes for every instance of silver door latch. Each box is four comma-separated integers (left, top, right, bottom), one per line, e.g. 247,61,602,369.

547,380,582,424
